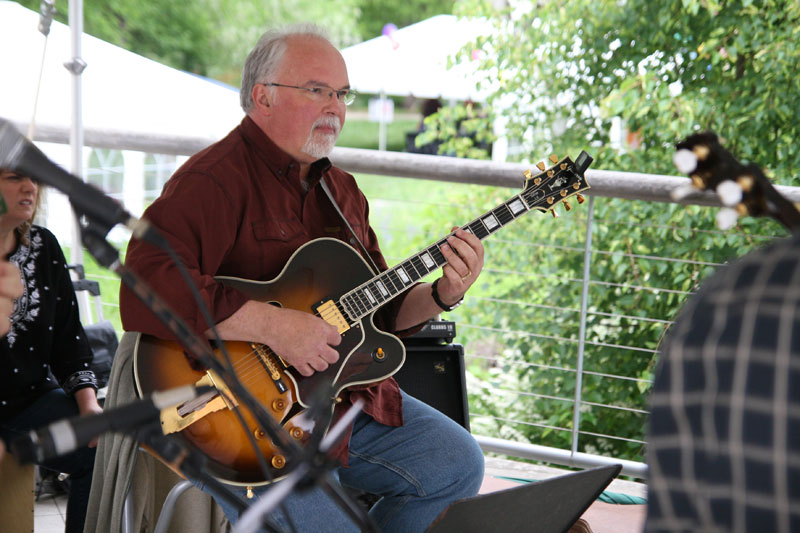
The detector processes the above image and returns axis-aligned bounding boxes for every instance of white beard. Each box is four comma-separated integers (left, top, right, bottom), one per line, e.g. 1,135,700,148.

301,116,341,159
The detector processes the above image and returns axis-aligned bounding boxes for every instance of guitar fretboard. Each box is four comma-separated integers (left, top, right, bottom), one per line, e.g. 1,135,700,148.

337,181,555,323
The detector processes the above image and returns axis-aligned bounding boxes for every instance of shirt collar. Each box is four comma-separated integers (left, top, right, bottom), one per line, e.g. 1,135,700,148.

239,116,333,187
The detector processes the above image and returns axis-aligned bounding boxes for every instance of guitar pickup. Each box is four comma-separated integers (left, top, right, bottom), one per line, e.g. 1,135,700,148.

314,299,351,334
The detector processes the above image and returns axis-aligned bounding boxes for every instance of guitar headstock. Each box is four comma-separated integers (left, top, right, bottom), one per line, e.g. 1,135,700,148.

521,150,593,216
672,131,800,231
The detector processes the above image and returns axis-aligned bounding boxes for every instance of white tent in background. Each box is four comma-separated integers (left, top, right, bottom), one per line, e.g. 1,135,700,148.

341,15,494,102
0,1,242,142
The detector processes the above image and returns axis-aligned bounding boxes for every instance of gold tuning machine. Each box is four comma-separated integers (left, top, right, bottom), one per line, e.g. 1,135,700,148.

550,209,559,218
523,169,533,180
536,161,546,171
735,204,748,216
693,144,710,161
576,193,586,204
737,175,754,192
563,200,572,211
549,154,559,164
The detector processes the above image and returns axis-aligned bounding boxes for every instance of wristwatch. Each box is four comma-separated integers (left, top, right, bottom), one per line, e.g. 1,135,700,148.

431,278,463,312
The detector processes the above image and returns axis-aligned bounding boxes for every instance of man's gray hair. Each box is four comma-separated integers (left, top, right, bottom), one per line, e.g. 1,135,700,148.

240,23,332,113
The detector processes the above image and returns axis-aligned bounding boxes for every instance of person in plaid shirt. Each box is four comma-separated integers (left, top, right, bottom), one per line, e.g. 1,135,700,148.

646,232,800,532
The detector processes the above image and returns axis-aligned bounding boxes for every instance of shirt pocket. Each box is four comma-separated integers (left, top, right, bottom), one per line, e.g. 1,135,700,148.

252,218,305,242
251,218,308,278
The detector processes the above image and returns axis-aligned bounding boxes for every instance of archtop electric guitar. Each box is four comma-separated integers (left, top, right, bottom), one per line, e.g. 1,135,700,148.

133,151,593,486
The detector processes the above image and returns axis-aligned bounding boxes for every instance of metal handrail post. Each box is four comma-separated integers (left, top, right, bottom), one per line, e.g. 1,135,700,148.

571,195,595,455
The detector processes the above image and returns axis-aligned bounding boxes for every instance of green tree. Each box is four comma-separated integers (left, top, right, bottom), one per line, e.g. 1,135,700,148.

455,0,800,179
12,0,362,84
419,0,800,462
356,0,456,39
14,0,220,74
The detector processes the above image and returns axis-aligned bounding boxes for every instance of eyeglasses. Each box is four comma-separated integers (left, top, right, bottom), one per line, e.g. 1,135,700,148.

262,82,357,106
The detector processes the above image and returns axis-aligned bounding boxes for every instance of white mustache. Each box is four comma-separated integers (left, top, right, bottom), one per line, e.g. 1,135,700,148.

311,116,341,136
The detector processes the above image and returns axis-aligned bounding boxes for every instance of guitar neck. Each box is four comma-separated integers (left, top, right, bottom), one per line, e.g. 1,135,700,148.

338,153,592,322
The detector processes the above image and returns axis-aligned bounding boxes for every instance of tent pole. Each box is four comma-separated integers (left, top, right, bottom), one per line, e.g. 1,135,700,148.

378,90,387,151
67,0,92,322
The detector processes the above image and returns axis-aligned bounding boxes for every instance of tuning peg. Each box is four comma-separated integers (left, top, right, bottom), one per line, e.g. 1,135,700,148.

671,184,695,201
536,161,545,171
576,193,585,204
534,177,542,185
547,170,555,177
716,180,743,207
673,149,698,174
716,208,739,230
523,169,532,180
737,175,754,192
560,189,568,197
560,163,568,170
547,197,554,205
549,154,559,164
563,200,572,211
690,175,704,189
735,204,748,216
693,144,710,161
550,208,559,218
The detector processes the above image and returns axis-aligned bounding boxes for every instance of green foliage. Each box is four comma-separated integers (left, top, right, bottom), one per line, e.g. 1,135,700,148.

15,0,220,74
202,0,362,84
415,103,495,159
12,0,362,85
355,0,456,39
414,0,799,463
453,0,800,180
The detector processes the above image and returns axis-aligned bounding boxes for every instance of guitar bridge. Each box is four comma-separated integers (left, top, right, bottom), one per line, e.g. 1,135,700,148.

314,300,350,334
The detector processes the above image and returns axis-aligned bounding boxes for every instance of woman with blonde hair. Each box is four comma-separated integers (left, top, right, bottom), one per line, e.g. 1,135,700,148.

0,168,101,533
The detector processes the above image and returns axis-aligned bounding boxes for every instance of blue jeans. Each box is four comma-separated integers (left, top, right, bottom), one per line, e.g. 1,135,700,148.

0,388,96,533
202,390,484,532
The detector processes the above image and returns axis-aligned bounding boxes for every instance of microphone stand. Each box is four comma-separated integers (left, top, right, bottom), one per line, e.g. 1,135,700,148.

235,400,380,533
133,422,268,530
74,210,378,532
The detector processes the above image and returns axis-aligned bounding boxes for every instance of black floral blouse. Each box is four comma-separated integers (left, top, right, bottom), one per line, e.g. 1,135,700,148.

0,225,96,420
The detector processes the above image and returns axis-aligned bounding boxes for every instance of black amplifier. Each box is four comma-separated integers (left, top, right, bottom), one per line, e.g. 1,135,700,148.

406,320,456,344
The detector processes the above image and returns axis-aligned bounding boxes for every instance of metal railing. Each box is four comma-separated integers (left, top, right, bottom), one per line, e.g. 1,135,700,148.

29,123,798,479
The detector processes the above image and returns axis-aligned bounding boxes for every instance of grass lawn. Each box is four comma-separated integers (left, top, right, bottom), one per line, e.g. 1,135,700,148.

337,118,419,152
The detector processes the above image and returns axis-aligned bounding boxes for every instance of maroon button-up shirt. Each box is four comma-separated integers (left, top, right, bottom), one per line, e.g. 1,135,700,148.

121,116,415,462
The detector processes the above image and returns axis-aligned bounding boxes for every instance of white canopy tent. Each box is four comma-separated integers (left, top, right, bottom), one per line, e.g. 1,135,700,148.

340,14,493,102
0,1,243,143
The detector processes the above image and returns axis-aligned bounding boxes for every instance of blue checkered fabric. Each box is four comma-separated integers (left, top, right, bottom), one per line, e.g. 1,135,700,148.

646,233,800,533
